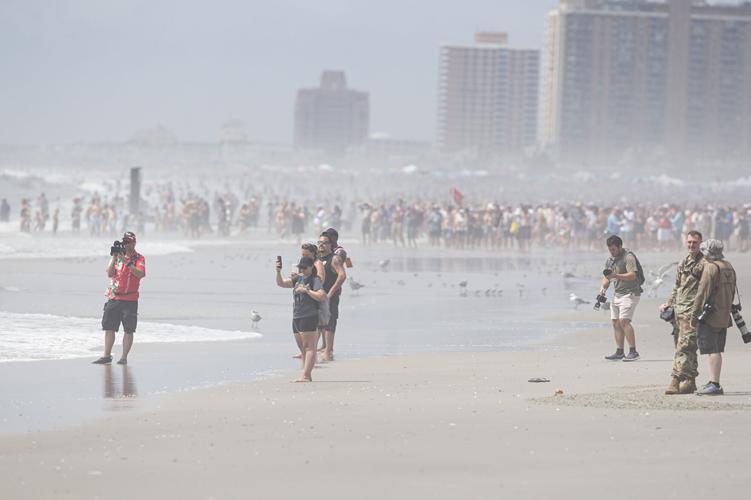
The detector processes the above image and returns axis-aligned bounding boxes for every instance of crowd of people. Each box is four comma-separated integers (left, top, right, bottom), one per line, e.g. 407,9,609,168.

3,189,751,253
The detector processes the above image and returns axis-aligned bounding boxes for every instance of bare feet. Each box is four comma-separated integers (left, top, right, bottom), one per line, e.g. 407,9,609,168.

293,377,312,383
292,353,302,359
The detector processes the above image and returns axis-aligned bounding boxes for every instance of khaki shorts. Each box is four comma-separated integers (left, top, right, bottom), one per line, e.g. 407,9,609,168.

611,293,640,321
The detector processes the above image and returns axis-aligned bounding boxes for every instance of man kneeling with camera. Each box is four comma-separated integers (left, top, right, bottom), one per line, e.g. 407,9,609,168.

92,232,146,365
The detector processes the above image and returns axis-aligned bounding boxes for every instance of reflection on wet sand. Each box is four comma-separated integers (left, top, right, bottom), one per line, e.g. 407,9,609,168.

102,365,138,410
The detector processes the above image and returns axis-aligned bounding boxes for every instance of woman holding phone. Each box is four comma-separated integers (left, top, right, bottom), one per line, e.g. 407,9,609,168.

276,255,325,382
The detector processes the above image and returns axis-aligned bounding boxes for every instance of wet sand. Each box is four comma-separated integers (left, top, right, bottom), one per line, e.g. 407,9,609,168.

1,322,751,499
1,238,751,499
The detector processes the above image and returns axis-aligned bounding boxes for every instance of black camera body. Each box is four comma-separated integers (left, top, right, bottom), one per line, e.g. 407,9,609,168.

660,306,675,322
697,302,713,323
731,304,751,344
110,240,125,256
593,294,607,311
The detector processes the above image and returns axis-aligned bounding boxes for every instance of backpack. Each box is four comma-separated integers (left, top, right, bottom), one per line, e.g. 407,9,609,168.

627,251,646,288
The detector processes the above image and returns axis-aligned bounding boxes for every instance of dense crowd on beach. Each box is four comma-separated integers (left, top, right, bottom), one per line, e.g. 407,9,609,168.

3,189,750,252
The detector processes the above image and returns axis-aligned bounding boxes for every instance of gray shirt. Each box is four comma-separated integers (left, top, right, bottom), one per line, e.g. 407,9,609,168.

606,249,642,297
293,276,322,319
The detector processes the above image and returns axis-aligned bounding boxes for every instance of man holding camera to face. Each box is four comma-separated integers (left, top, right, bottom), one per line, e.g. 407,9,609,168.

660,230,704,394
600,235,643,361
92,232,146,365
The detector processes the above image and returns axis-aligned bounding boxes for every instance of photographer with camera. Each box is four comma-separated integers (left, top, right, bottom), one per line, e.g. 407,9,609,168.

92,232,146,365
691,239,737,395
660,231,704,394
600,235,644,361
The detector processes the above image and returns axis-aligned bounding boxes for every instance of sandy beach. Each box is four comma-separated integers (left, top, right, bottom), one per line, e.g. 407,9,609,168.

1,238,750,499
1,323,751,500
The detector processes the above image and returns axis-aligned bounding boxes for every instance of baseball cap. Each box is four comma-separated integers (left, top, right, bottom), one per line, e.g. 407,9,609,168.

122,232,137,243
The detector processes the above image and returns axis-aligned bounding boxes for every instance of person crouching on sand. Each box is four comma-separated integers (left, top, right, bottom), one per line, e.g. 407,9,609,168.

276,256,325,382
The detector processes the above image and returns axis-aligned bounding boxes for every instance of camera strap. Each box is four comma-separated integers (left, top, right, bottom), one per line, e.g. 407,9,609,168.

706,261,721,306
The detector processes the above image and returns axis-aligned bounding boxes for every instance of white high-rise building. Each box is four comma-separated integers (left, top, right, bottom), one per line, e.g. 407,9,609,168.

437,33,539,155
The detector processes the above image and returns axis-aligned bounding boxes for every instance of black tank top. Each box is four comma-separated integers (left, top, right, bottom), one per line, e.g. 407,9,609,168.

320,253,339,295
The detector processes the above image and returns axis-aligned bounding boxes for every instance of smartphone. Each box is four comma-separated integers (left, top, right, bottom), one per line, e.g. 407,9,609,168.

276,255,282,267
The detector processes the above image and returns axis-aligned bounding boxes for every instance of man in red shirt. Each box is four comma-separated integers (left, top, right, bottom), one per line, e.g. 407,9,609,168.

92,232,146,365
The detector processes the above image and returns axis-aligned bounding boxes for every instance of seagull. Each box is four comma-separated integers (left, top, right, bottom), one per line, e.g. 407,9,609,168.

349,279,365,294
458,280,468,288
569,293,590,309
646,261,679,298
379,259,390,271
250,310,262,329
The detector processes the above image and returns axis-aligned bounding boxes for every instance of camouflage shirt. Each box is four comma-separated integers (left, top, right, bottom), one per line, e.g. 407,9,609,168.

668,252,704,317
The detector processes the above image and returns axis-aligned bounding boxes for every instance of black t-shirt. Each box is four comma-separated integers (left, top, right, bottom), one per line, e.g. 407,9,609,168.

293,276,322,319
320,252,340,295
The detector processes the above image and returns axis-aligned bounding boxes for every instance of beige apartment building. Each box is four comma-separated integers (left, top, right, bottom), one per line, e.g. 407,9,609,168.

540,0,751,164
437,33,540,155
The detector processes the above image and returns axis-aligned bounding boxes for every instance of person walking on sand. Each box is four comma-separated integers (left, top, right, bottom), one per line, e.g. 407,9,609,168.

661,230,704,394
93,232,145,365
600,235,644,361
276,256,326,382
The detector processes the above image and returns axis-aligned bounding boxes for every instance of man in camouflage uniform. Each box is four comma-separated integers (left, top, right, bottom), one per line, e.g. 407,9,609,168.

660,230,704,394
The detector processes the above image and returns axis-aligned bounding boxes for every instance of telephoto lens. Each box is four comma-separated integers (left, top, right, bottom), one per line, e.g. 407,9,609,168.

731,305,751,344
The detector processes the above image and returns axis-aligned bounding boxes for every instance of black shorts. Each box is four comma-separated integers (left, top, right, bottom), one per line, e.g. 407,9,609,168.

102,299,138,333
697,323,727,354
324,294,340,333
293,316,318,334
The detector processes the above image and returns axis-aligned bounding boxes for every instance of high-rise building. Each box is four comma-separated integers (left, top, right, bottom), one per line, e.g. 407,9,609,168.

437,33,540,155
540,0,751,163
294,71,369,152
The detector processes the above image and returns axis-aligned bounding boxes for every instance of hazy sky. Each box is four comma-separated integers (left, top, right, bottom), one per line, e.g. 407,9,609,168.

0,0,558,145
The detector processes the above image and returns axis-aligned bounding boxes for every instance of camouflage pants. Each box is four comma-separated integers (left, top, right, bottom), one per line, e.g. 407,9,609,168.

671,316,698,379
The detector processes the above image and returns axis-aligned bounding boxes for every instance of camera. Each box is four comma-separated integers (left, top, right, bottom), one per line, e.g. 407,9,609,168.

731,304,751,344
660,306,675,322
593,294,607,311
110,240,125,256
697,302,713,323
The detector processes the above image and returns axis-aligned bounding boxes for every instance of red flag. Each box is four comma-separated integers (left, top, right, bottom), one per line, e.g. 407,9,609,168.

450,187,464,206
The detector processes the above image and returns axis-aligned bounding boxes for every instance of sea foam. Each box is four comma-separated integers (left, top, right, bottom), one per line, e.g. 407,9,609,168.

0,311,262,363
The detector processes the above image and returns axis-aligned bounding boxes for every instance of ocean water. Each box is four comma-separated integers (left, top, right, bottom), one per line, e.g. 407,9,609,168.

0,311,262,362
0,233,197,259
